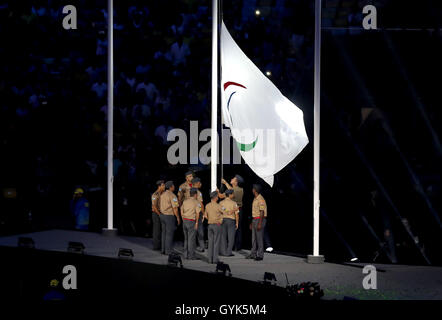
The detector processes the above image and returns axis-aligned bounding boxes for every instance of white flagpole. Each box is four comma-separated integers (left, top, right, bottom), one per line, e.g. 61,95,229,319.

211,0,219,192
309,0,324,263
103,0,117,236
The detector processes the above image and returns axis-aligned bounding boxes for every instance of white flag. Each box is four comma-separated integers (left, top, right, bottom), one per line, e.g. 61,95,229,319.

220,22,309,186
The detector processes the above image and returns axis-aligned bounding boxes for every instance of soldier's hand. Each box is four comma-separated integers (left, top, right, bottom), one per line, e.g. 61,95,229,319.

236,224,238,230
221,179,227,185
257,223,262,231
194,223,198,230
249,223,252,230
177,218,181,226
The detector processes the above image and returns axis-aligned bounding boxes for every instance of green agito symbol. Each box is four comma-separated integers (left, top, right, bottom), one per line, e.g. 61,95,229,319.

237,137,258,152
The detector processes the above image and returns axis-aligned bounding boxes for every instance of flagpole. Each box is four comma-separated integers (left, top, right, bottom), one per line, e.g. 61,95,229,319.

308,0,324,263
103,0,117,236
211,0,219,192
219,0,223,185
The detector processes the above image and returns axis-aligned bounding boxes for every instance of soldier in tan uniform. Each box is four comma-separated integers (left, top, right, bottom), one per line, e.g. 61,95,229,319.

247,184,267,261
191,177,206,252
178,171,194,206
151,180,165,251
204,191,223,264
159,181,181,254
180,188,202,259
219,189,239,256
221,174,244,251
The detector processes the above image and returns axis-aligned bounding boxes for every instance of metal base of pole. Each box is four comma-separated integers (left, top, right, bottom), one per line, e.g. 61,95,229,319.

307,255,325,264
102,228,118,237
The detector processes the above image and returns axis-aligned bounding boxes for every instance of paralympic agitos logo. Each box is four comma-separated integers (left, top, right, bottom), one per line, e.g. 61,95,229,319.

223,81,258,152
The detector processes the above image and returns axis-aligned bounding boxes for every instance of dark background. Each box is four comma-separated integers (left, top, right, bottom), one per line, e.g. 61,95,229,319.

0,0,441,265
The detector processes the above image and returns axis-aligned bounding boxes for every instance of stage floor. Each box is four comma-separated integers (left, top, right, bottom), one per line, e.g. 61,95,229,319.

1,229,441,300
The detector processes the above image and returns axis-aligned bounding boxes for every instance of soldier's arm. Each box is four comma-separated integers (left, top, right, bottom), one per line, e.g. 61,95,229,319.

173,207,181,225
221,179,233,190
257,201,265,230
178,190,183,205
195,206,201,230
172,196,181,225
152,198,160,215
217,188,226,199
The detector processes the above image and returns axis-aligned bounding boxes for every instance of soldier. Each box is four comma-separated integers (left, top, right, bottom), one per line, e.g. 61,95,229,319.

180,188,202,260
219,189,239,257
151,180,165,251
205,191,223,264
246,184,267,261
178,171,194,206
190,177,205,252
159,181,181,254
221,175,244,251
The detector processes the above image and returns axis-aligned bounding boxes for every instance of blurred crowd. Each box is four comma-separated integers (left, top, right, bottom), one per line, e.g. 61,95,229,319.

0,0,441,264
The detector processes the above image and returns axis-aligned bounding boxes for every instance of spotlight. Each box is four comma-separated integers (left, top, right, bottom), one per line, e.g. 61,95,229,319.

215,262,232,277
118,248,134,260
263,272,277,285
18,237,35,249
168,252,183,268
350,257,359,262
265,71,272,77
255,9,261,16
67,241,85,254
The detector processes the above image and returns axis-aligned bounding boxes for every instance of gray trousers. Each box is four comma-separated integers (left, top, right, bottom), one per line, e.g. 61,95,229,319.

208,224,222,264
196,214,205,249
251,218,267,258
220,219,236,256
152,212,162,250
183,220,197,259
160,214,176,254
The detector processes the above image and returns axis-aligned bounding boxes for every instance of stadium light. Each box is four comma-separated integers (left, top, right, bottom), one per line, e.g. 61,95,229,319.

68,241,85,254
118,248,134,260
168,252,183,268
215,262,232,277
262,272,277,285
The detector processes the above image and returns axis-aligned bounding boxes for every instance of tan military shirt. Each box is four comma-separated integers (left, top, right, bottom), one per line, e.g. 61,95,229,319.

233,186,243,207
220,198,239,220
178,182,192,201
160,190,179,215
151,190,161,213
252,194,267,218
196,190,203,203
205,202,223,225
181,198,202,221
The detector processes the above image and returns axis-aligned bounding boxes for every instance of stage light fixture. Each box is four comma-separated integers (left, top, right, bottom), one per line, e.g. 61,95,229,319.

18,237,35,249
168,252,183,268
215,262,232,277
350,257,359,262
67,241,85,254
118,248,134,260
255,9,261,16
265,71,272,77
263,272,277,285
